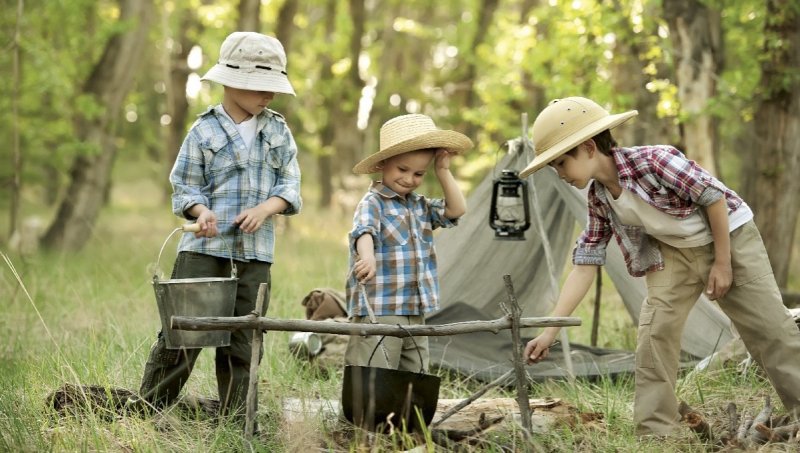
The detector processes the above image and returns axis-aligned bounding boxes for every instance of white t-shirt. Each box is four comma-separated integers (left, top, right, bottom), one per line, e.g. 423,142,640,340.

220,110,258,160
604,187,753,248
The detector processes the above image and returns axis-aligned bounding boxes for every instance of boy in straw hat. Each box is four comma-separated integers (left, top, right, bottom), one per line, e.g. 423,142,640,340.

134,32,301,426
345,114,472,372
521,97,800,437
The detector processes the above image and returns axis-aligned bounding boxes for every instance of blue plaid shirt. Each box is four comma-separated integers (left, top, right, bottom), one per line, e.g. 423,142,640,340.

171,105,302,263
346,182,458,317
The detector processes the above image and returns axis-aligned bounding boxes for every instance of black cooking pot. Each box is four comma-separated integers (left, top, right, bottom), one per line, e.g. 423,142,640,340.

341,335,440,432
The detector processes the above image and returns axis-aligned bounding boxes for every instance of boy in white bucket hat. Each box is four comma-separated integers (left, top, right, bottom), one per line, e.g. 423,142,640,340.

522,97,800,437
135,32,301,428
344,114,472,373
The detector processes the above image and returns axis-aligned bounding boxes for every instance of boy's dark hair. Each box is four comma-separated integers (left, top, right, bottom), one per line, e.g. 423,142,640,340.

591,129,617,155
564,129,618,158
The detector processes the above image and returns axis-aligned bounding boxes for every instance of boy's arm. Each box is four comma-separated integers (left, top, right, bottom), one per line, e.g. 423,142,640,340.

434,149,466,219
705,198,732,300
234,197,290,233
353,233,377,282
524,264,597,363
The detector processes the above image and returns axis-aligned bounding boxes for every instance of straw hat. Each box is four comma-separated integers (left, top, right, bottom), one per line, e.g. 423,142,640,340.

201,32,295,96
518,97,637,178
353,114,473,174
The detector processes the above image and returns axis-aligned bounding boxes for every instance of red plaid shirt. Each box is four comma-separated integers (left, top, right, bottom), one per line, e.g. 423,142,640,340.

574,145,745,276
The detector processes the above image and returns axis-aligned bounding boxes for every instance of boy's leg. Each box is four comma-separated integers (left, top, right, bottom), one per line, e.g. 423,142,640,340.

637,243,704,436
344,315,408,369
139,336,201,408
215,260,271,419
139,252,224,407
715,221,800,414
398,315,429,373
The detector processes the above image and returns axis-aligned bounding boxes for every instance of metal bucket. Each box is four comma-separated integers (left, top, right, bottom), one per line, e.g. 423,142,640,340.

152,226,238,349
341,335,440,432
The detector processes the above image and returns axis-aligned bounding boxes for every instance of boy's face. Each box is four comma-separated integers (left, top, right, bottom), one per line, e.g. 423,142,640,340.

379,150,435,197
549,142,594,189
225,87,275,121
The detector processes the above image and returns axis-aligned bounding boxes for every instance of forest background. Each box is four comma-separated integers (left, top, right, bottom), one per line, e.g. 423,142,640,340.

2,0,800,290
2,0,800,451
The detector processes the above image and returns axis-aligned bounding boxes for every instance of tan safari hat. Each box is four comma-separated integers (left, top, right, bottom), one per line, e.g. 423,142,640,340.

518,97,637,178
353,114,473,174
201,32,295,96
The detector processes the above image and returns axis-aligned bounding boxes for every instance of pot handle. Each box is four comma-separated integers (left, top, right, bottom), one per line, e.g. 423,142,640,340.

153,224,237,281
367,324,425,375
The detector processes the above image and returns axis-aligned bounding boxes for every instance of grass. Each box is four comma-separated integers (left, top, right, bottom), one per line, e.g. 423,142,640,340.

2,164,799,451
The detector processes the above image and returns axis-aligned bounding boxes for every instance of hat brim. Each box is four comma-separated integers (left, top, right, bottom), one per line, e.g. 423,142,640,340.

201,65,296,96
518,110,637,178
353,130,473,174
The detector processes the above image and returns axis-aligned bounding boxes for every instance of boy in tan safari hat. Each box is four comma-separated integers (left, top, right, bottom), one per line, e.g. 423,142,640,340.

345,114,472,372
134,31,301,428
521,97,800,437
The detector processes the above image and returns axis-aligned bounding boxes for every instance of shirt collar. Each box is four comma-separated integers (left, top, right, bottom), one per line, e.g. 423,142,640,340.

369,181,421,201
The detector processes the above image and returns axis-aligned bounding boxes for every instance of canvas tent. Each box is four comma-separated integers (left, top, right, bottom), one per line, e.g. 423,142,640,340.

427,138,735,382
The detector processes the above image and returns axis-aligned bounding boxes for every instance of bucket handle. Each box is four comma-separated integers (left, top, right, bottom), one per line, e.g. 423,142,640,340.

153,224,237,281
366,325,426,375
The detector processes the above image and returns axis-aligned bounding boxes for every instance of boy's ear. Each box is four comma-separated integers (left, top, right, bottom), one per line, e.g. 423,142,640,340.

584,139,597,157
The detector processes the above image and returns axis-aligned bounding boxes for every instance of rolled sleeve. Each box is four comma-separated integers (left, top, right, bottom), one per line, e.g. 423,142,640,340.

428,198,458,229
169,132,210,219
267,130,302,216
349,195,381,252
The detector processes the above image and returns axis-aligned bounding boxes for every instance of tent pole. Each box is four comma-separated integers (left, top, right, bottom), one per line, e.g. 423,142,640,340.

591,267,602,347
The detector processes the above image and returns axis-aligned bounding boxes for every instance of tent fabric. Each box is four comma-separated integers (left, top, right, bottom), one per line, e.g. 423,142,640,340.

427,139,733,381
428,302,637,383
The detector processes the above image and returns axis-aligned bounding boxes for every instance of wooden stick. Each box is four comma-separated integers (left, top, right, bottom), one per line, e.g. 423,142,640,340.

430,369,514,428
590,267,602,347
502,275,532,436
171,315,581,336
245,283,268,440
678,400,713,443
748,395,772,443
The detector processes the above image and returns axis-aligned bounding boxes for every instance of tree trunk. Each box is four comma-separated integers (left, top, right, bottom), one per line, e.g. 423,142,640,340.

9,0,23,239
237,0,261,32
743,0,800,287
276,0,299,53
611,0,677,148
42,0,154,251
663,0,722,175
164,10,201,196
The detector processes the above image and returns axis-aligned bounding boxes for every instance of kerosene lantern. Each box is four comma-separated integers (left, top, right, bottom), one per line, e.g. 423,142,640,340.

489,169,531,240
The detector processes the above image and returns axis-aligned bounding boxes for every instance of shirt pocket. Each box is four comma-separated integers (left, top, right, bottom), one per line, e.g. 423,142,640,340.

203,136,241,181
381,213,409,247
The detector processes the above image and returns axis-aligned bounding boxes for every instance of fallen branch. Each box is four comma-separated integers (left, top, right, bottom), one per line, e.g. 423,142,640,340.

678,401,713,443
171,315,581,336
747,395,772,444
432,413,506,443
431,369,514,428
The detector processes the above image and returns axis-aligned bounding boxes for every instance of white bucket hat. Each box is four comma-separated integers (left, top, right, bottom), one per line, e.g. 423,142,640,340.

201,32,295,96
519,97,637,178
353,114,473,174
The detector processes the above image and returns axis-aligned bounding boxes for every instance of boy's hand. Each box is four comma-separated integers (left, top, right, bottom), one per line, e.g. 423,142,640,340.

524,331,557,365
195,210,219,238
354,256,377,283
706,261,733,300
434,148,453,172
234,206,270,233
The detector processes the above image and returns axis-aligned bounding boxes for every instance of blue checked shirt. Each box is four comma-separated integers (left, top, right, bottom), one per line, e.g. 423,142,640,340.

171,105,302,263
575,145,744,276
346,182,458,317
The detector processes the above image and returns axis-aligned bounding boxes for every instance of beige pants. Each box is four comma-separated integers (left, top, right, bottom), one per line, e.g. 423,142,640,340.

344,315,429,372
636,220,800,435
